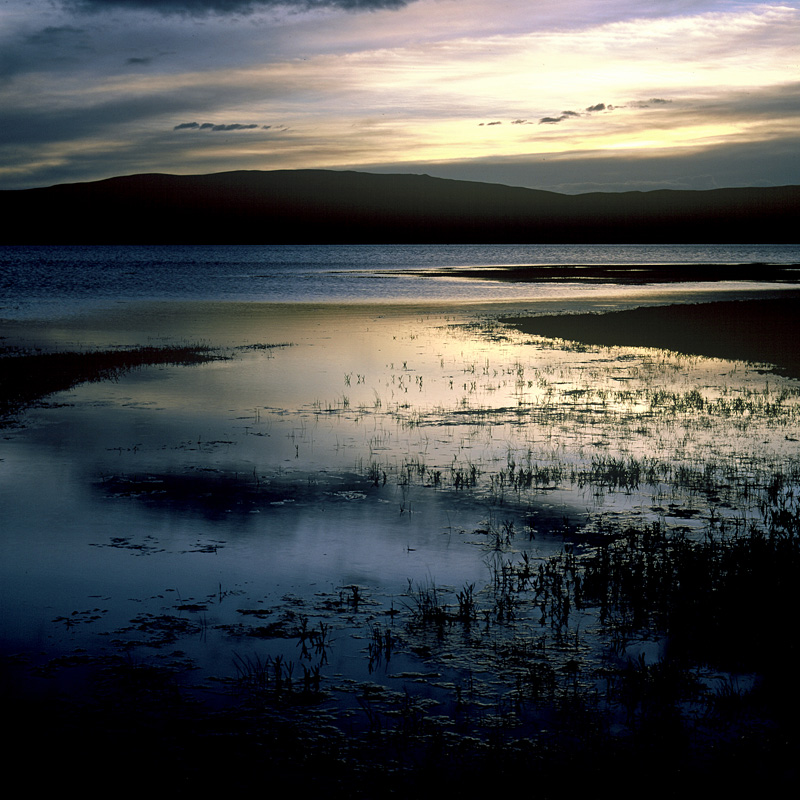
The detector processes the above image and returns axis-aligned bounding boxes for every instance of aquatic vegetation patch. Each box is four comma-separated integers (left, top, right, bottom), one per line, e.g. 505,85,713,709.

95,468,374,520
5,304,800,793
115,612,207,648
0,343,223,421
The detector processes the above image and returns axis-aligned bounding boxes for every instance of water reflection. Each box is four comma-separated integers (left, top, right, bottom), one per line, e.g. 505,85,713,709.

2,297,799,787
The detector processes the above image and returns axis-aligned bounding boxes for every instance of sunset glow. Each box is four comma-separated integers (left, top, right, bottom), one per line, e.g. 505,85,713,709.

1,1,798,191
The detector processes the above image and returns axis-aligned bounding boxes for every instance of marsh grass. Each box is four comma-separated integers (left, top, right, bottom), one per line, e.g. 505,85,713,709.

0,343,222,420
309,322,800,788
232,652,326,705
7,308,800,793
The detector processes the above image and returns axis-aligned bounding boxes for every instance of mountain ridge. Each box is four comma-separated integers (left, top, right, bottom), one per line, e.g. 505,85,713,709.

2,169,797,244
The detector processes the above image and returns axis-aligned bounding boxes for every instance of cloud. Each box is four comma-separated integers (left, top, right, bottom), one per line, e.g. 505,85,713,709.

66,0,413,15
354,133,800,195
539,100,669,124
4,2,799,191
538,103,623,124
3,25,92,77
174,121,260,130
538,110,580,125
22,26,88,46
0,92,208,149
629,98,673,109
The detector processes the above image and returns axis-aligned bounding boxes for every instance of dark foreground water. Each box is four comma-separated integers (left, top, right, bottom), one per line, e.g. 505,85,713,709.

2,244,799,792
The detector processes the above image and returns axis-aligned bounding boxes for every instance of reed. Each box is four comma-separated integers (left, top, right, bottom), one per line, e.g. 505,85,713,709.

0,343,221,420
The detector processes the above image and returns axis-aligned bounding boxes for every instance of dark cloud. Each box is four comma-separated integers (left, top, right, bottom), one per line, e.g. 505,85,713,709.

0,93,206,149
203,122,258,130
66,0,412,15
541,100,668,120
537,110,581,125
2,25,94,83
174,121,260,130
629,97,673,108
23,26,88,46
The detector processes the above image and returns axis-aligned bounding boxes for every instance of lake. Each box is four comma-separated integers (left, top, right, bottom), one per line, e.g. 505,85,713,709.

2,243,800,318
2,243,799,793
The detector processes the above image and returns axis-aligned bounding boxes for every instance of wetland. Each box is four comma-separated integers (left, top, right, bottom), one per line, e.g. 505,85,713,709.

2,288,799,794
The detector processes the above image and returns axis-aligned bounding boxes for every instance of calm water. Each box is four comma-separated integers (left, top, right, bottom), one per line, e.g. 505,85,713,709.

2,241,800,757
2,243,799,319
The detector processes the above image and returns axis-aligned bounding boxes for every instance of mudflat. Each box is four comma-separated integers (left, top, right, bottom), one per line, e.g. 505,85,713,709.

502,294,800,379
410,263,800,284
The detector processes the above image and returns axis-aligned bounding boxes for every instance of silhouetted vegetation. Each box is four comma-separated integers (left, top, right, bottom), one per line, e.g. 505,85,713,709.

0,344,219,420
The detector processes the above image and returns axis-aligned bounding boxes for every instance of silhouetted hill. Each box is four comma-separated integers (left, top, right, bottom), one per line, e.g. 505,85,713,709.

1,170,797,243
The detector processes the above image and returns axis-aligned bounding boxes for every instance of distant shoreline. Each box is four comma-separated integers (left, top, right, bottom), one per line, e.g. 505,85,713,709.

2,171,797,244
408,263,800,284
501,294,800,379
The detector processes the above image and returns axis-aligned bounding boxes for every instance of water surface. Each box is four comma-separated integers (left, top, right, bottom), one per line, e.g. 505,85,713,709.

3,243,799,319
2,244,800,775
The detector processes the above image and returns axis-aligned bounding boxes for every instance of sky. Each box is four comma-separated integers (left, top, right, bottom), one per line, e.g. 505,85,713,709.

1,0,798,192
